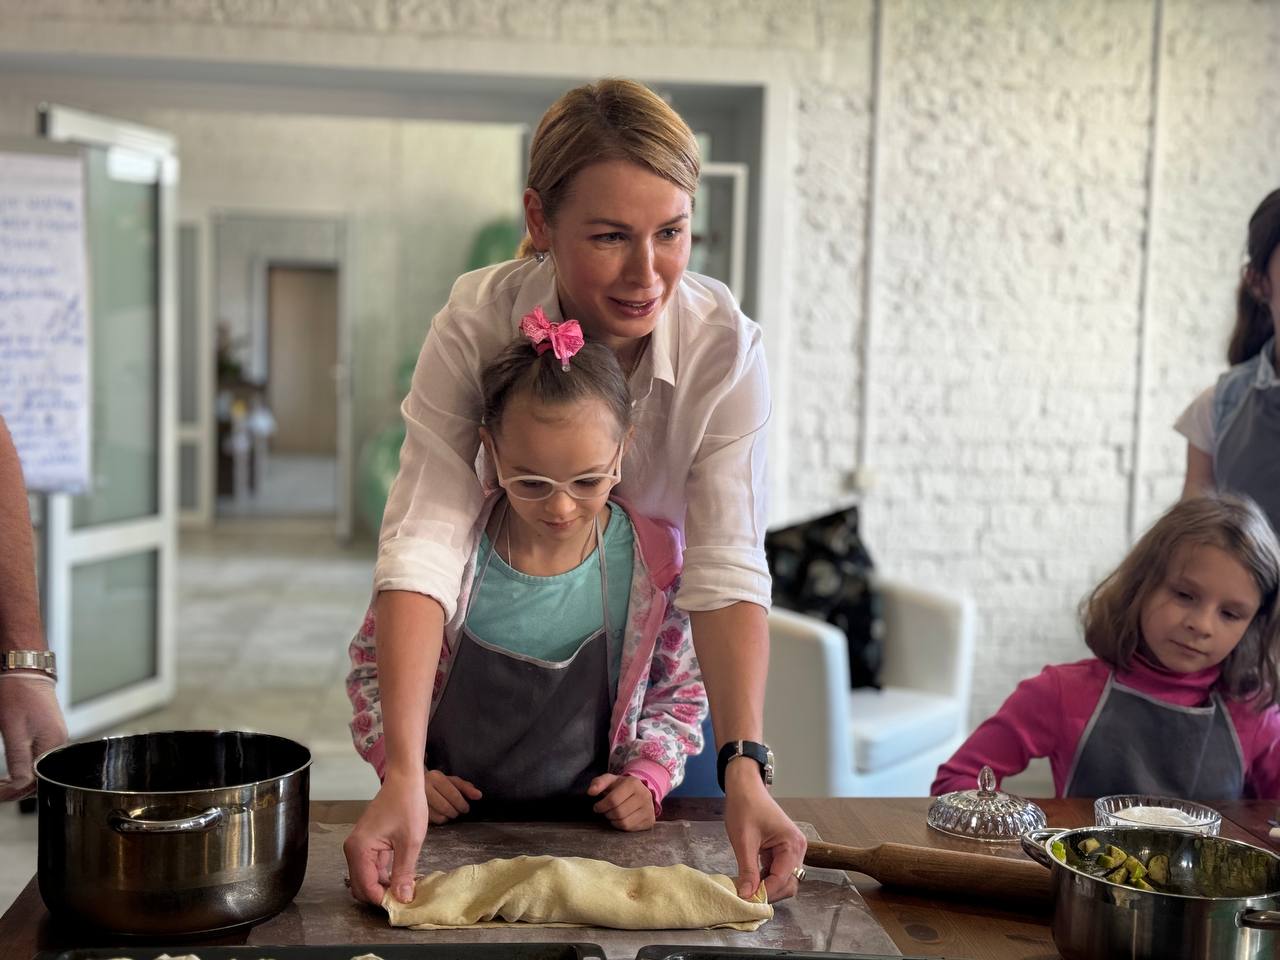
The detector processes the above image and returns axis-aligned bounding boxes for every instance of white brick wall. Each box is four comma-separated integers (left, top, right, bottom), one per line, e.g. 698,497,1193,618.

1,0,1279,738
865,0,1157,724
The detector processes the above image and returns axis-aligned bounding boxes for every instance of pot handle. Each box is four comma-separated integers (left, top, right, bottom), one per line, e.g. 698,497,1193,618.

109,806,225,834
1240,910,1280,931
1019,828,1059,870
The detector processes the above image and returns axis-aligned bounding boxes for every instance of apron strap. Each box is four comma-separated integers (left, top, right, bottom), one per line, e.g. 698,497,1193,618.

594,509,610,640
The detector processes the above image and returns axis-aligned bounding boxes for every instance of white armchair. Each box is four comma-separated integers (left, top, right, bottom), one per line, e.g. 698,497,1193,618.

764,577,975,797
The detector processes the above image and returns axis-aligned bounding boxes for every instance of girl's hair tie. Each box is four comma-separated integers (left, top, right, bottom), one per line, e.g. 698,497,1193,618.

520,305,585,372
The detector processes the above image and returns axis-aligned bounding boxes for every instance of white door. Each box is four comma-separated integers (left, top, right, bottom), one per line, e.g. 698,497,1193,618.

692,161,749,301
177,221,214,527
40,105,178,736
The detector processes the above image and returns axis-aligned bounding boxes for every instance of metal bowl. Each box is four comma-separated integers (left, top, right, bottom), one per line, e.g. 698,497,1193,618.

35,730,311,935
1023,825,1280,960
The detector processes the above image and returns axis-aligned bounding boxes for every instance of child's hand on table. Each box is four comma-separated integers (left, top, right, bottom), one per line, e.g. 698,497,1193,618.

588,773,656,831
425,769,483,824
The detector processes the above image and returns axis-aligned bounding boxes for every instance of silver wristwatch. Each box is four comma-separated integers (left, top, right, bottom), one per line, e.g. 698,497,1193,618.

0,650,57,679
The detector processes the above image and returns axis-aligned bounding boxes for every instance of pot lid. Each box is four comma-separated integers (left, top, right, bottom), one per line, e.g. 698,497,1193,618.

927,765,1047,842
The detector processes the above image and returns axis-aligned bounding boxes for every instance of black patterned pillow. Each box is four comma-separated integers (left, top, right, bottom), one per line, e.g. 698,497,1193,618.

765,505,885,689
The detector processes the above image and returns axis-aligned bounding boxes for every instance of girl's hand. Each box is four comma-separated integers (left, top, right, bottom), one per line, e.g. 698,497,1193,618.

343,768,429,906
426,770,483,824
587,773,656,831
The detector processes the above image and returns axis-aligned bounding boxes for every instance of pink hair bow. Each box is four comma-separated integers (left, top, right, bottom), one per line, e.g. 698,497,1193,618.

520,305,585,371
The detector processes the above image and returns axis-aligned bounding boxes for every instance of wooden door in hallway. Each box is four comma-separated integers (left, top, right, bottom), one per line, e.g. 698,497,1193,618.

267,265,338,454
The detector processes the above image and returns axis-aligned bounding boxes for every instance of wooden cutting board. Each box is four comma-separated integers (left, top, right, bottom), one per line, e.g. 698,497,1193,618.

248,820,902,958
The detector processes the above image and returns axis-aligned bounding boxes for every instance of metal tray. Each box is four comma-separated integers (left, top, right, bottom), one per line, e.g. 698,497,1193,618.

35,945,606,960
35,947,938,960
636,948,942,960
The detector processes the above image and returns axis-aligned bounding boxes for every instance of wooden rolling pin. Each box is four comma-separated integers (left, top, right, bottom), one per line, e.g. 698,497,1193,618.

804,839,1053,906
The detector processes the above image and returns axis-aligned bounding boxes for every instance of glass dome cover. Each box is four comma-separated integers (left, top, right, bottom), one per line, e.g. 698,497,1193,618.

926,765,1048,842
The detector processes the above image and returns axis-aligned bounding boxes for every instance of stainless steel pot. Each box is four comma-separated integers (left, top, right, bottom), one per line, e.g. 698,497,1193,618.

1022,825,1280,960
35,730,311,935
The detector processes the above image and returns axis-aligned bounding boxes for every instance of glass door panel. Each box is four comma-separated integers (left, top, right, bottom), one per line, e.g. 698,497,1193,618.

71,145,160,530
690,162,748,302
69,551,158,706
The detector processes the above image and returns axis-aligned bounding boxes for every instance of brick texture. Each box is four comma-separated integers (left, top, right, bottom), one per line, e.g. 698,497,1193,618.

864,0,1156,725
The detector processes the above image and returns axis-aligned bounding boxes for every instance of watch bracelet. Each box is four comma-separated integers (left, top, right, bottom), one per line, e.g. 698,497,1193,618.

0,650,58,678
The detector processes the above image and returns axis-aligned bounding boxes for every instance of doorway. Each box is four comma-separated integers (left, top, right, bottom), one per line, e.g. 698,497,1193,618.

269,265,339,454
217,262,340,518
249,264,340,515
212,214,349,531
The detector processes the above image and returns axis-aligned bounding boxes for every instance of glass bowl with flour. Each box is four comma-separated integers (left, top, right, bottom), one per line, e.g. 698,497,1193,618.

1094,794,1221,835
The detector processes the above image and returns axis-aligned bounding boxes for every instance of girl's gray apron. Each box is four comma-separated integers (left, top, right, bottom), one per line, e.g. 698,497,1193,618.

1215,345,1280,530
426,505,612,800
1064,675,1243,800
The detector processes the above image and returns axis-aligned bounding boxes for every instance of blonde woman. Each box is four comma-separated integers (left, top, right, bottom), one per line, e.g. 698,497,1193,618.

343,78,806,907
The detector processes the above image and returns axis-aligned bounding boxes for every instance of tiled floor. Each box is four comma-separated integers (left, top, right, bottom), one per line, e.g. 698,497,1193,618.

0,515,381,912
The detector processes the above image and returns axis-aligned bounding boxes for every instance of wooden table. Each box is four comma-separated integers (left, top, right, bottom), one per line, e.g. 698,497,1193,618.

3,797,1276,959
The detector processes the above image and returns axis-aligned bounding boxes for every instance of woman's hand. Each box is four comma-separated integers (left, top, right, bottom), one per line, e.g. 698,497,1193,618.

723,760,808,902
588,773,656,831
426,769,482,824
343,768,429,906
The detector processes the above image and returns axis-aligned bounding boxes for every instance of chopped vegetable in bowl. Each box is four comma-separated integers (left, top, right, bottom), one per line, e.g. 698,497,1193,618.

1046,827,1280,899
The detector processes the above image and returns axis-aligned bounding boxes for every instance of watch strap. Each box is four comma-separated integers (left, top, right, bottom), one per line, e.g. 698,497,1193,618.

716,739,774,791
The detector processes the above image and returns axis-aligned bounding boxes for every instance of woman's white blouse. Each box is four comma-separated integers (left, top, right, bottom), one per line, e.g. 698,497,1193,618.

374,256,772,620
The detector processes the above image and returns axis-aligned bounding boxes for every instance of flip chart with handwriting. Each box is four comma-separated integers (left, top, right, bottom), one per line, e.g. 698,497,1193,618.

0,146,90,493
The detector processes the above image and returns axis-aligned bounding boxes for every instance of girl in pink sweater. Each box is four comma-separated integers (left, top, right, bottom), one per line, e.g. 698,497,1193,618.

933,494,1280,800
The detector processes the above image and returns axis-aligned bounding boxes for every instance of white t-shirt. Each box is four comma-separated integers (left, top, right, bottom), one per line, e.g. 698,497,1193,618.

1174,384,1216,454
1175,345,1280,456
374,257,772,620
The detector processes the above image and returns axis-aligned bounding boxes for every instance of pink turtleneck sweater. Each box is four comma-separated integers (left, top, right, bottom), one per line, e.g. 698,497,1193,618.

932,655,1280,799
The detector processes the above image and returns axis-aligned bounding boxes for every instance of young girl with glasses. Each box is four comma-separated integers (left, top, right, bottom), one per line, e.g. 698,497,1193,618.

348,309,706,840
932,493,1280,799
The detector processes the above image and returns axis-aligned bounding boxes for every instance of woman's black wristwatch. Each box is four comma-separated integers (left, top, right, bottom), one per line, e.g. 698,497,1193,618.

716,740,774,791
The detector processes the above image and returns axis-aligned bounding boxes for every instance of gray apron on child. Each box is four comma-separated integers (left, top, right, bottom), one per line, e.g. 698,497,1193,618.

426,506,612,800
1063,675,1244,801
1215,379,1280,531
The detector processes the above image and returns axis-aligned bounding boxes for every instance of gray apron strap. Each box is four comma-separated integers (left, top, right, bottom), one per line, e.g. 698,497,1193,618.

1064,674,1245,801
1215,382,1280,532
427,505,613,800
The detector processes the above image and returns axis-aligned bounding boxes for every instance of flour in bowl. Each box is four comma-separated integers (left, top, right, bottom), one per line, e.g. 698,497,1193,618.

1113,805,1205,827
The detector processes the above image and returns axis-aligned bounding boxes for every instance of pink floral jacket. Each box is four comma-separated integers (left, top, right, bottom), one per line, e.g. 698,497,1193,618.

346,495,706,806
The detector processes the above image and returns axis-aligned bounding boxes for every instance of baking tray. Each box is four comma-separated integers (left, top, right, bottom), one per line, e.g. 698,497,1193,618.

636,948,943,960
35,945,605,960
35,947,936,960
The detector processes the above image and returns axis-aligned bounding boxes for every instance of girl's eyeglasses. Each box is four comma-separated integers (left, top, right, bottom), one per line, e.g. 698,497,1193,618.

493,445,623,501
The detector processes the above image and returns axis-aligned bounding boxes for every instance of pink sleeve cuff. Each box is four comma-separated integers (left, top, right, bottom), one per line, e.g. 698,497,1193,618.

365,738,388,781
623,758,673,817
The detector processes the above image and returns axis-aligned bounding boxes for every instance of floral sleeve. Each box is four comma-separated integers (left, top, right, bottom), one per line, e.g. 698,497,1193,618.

614,577,707,788
346,604,386,774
